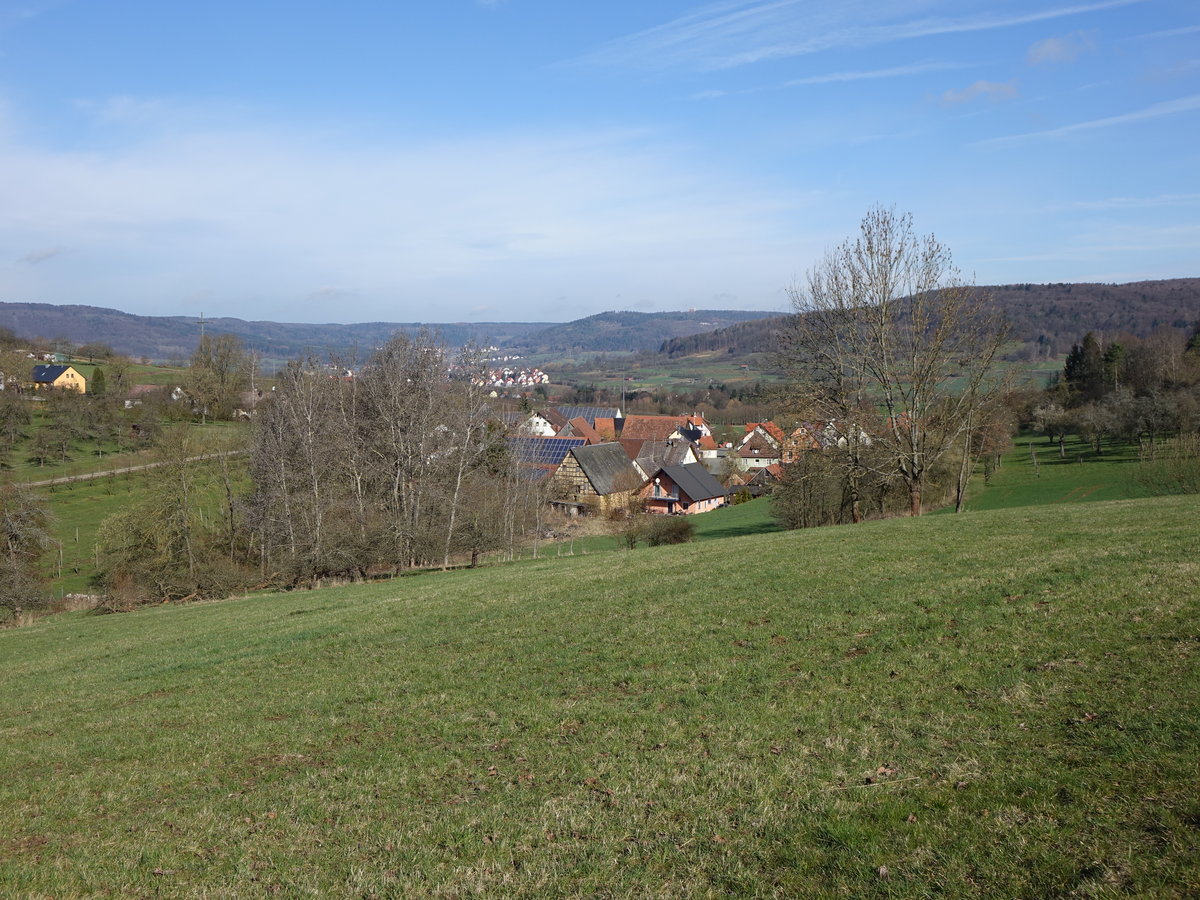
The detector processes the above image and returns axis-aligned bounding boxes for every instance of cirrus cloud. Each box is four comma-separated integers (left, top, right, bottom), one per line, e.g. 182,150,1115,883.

940,79,1017,105
1027,30,1096,65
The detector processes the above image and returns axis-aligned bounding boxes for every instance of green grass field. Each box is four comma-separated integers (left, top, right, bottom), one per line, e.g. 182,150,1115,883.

2,494,1196,897
963,434,1153,511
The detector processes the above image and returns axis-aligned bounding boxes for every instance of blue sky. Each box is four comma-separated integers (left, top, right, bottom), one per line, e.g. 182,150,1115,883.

0,0,1196,324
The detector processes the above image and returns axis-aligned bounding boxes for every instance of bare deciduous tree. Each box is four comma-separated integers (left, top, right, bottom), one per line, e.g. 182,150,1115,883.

246,333,538,585
781,206,1008,515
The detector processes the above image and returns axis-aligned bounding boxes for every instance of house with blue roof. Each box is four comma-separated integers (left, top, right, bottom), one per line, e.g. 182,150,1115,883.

31,364,87,393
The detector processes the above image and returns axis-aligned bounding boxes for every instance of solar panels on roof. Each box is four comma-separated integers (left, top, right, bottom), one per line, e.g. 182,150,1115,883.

506,436,587,467
554,406,620,425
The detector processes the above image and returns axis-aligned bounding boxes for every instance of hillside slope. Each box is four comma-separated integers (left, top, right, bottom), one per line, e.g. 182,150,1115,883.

1,496,1196,896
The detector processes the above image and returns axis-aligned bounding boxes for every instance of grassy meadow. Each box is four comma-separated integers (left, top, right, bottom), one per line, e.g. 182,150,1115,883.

1,494,1197,897
962,434,1153,512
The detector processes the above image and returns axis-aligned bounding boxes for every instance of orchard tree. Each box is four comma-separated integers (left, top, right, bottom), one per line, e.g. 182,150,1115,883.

0,483,56,622
780,206,1008,516
187,333,249,423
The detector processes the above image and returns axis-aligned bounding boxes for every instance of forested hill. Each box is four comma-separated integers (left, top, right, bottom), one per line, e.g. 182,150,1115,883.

514,309,781,354
0,302,553,362
659,279,1200,359
0,302,777,361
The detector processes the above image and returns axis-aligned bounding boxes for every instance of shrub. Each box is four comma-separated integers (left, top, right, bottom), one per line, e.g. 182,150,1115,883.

619,516,647,550
645,516,694,546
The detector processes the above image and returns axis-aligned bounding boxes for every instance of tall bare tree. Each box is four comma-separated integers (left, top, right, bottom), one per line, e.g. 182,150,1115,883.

781,206,1008,515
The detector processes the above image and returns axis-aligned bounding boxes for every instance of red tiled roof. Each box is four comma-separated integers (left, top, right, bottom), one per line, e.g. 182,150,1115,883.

619,414,688,441
593,417,617,441
619,438,646,460
567,417,603,444
745,421,785,443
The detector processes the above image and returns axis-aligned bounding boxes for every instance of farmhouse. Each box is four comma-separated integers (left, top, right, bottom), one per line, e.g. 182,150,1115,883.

733,422,784,471
642,462,726,515
553,442,645,512
521,405,623,437
31,364,86,393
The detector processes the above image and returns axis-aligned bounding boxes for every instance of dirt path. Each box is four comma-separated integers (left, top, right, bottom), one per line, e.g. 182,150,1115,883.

23,451,247,489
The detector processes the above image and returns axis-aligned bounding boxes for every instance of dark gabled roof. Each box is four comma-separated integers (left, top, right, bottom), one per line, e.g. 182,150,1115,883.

748,463,784,484
571,442,644,495
659,463,726,503
32,364,71,382
634,439,694,470
744,421,785,444
506,436,586,467
539,408,569,432
554,405,620,425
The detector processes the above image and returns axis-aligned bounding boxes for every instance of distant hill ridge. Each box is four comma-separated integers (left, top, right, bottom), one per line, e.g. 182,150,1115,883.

0,278,1194,362
0,302,554,362
658,279,1200,359
0,302,780,361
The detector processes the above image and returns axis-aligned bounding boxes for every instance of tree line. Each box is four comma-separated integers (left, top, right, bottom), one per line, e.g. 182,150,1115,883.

89,332,549,606
768,208,1199,531
1033,326,1200,457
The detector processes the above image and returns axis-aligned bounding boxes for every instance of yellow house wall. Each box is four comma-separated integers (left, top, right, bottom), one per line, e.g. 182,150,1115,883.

36,367,87,393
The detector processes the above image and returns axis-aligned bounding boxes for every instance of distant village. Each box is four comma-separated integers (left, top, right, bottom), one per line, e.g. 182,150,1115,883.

502,404,843,517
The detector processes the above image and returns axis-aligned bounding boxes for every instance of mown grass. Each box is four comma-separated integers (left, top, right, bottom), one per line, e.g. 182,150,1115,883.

1,495,1196,897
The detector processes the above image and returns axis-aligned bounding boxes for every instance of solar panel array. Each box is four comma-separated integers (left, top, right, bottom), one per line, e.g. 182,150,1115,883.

554,406,620,424
506,436,587,467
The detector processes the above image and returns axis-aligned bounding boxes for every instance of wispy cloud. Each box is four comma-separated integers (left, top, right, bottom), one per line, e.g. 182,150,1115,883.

692,60,963,99
940,79,1017,105
1027,30,1096,65
1130,23,1200,40
16,245,62,264
1060,193,1200,211
0,117,810,320
783,60,962,88
981,224,1200,262
584,0,1147,71
0,2,60,31
976,93,1200,145
76,96,169,126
